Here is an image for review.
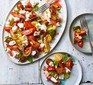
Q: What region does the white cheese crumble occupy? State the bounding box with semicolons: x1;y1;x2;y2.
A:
25;11;32;21
22;35;28;46
59;74;64;79
76;35;82;39
9;40;16;46
12;51;18;57
13;17;20;21
19;10;26;14
65;67;71;73
12;25;17;32
31;51;36;56
18;23;24;28
51;77;57;83
6;48;11;53
49;61;54;67
36;23;47;32
41;24;47;32
40;43;45;48
34;31;40;36
56;22;61;27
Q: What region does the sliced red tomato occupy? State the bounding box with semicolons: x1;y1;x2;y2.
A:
7;45;18;50
22;29;35;35
30;39;40;49
4;26;11;32
51;2;62;8
24;21;36;29
32;11;36;17
74;37;81;44
10;12;24;18
47;66;56;72
79;30;86;36
27;1;32;8
9;51;13;57
78;40;83;48
51;20;57;25
17;2;23;9
23;46;32;57
66;58;74;70
47;76;51;80
37;48;43;53
28;35;36;41
19;57;27;63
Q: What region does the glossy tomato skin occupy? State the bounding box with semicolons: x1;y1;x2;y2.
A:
30;39;40;49
19;57;27;63
10;12;24;18
47;66;56;72
27;1;32;8
9;51;13;57
66;58;74;70
23;46;32;57
22;29;34;35
79;30;86;36
4;26;11;32
17;2;24;9
78;40;83;48
7;45;18;50
47;76;51;80
24;21;36;29
28;35;36;41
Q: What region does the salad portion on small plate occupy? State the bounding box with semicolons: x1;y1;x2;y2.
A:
2;0;67;64
40;52;82;85
69;13;93;54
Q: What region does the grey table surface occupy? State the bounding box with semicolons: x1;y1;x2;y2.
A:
0;0;93;85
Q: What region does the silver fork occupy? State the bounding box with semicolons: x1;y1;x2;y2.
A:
80;16;93;55
38;0;54;13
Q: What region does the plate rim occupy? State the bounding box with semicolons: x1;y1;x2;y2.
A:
40;52;82;85
69;13;93;54
2;0;68;65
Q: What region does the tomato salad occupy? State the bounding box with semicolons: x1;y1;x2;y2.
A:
4;0;62;63
73;26;87;48
42;53;74;84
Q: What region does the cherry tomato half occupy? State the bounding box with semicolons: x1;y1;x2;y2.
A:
47;66;56;72
30;39;40;49
4;26;11;32
78;40;83;48
23;46;32;57
10;12;24;18
66;58;74;70
17;2;23;9
7;45;18;51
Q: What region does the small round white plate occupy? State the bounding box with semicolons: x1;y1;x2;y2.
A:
40;52;82;85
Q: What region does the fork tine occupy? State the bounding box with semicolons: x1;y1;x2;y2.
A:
80;18;85;29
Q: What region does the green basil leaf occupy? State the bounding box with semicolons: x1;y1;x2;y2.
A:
54;60;58;68
27;55;33;63
49;72;55;77
9;18;14;25
33;5;39;11
18;50;22;58
63;55;68;63
14;9;20;13
48;30;55;36
37;19;42;22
